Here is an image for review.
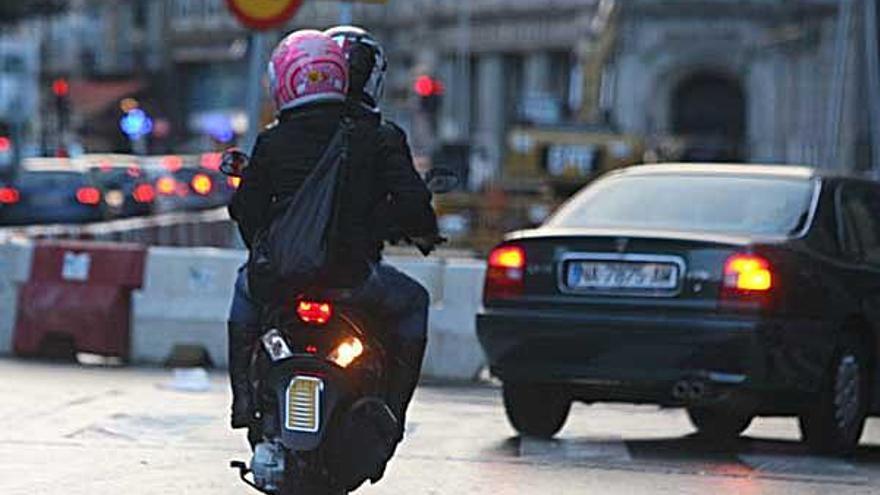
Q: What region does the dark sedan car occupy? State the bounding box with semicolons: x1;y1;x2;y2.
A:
84;159;155;219
477;164;880;455
0;168;107;225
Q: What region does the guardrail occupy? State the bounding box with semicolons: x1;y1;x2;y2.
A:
0;207;244;249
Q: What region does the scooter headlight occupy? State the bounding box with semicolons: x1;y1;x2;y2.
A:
328;337;364;368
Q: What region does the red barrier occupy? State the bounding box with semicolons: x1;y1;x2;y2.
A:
13;240;147;359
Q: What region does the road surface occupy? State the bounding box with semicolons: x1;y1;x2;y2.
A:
1;359;879;494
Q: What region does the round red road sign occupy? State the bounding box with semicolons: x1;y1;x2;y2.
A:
226;0;304;31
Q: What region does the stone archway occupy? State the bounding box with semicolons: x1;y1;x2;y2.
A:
671;72;746;162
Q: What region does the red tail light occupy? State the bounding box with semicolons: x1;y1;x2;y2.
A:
132;183;155;203
201;153;222;171
76;187;101;205
484;244;526;302
161;155;183;172
297;300;333;325
156;176;177;196
0;137;11;153
724;254;772;292
0;187;20;204
191;173;213;195
721;253;774;306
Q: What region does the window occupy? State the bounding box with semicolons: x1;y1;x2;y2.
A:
806;186;840;256
547;174;815;237
840;184;880;266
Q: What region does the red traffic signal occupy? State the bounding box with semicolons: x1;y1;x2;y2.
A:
52;78;70;97
414;75;444;97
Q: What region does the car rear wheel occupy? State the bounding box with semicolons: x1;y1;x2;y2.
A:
798;333;869;456
502;383;571;439
687;406;753;440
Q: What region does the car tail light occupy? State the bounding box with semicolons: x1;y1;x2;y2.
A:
328;337;364;368
724;254;772;292
76;187;101;205
156;177;176;195
0;187;19;204
228;176;241;189
191;173;212;195
132;183;155;203
484;244;526;302
0;137;11;153
297;300;333;325
721;253;774;307
161;155;183;172
201;153;222;171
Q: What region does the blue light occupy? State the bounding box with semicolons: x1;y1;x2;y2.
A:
120;109;154;139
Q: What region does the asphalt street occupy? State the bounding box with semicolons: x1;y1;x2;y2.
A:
1;359;879;494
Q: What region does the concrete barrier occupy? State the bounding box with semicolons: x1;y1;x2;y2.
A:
129;246;487;380
422;258;487;381
0;240;33;356
131;247;246;367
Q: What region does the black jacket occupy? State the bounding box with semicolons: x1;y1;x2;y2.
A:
229;101;438;287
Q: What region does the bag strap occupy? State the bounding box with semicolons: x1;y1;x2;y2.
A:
324;114;355;255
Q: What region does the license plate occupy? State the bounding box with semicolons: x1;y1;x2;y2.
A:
286;376;322;433
566;260;679;291
106;190;124;208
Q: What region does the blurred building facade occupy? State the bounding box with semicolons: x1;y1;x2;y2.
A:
609;0;868;171
6;0;879;178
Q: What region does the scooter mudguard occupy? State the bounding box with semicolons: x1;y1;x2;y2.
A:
266;358;351;452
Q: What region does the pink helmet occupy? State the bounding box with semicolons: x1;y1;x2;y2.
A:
268;30;349;111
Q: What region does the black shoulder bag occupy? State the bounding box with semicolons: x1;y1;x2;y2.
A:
247;117;353;304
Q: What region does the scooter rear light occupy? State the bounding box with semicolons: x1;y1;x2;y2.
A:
297;300;333;325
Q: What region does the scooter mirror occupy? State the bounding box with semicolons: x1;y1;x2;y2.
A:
425;167;460;194
220;148;250;177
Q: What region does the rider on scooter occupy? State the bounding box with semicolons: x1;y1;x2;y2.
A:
227;30;439;442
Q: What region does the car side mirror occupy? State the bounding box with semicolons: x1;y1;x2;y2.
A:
220;148;249;177
425;167;460;194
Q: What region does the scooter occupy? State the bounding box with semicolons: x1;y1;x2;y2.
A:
221;149;456;494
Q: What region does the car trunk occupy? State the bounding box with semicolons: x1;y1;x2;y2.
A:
501;227;780;314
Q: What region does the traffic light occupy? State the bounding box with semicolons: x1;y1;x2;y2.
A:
52;77;71;135
414;75;444;114
0;121;14;174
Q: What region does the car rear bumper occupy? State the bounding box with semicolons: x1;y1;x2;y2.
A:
0;205;104;225
477;307;830;406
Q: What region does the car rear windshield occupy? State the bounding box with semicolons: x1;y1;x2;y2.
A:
547;173;816;236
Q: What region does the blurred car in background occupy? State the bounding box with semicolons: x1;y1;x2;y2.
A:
80;155;155;219
142;154;234;213
0;167;107;225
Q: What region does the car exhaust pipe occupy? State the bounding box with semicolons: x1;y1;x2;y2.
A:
672;380;708;402
688;381;706;400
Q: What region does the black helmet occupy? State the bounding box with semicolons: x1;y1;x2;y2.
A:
324;25;387;112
